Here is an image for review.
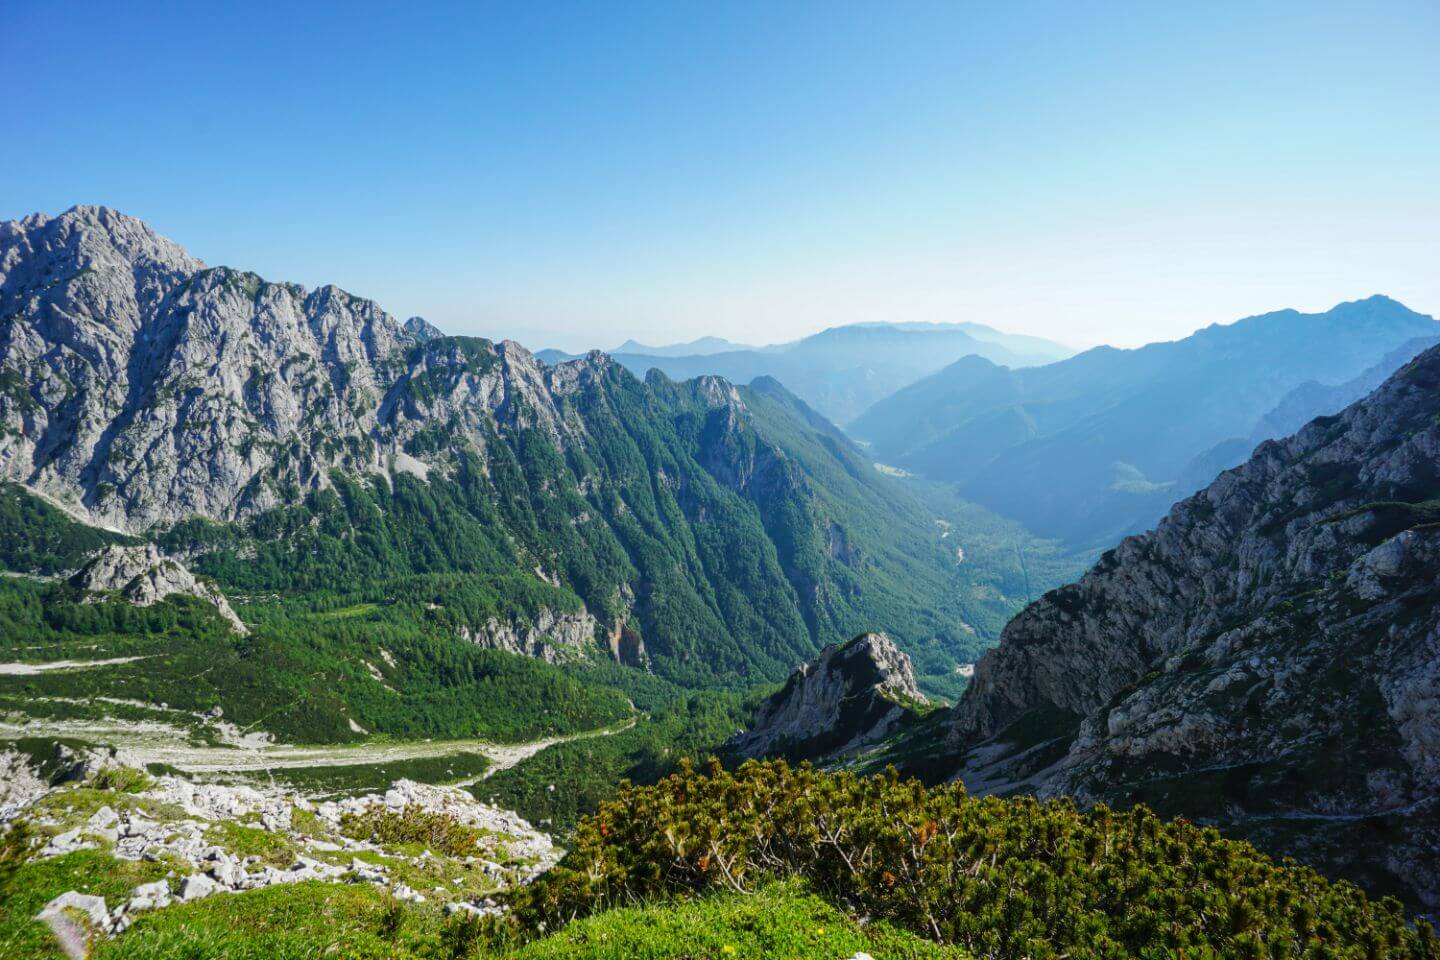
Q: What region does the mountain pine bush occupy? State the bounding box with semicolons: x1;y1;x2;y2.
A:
511;759;1437;960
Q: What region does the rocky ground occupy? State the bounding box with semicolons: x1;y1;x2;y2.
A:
3;745;561;956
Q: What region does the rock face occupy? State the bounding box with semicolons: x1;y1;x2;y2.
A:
945;345;1440;909
730;633;926;762
458;607;600;663
0;206;414;530
68;544;247;633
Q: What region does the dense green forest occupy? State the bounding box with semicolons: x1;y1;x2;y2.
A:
0;576;631;744
139;358;1075;695
0;483;135;574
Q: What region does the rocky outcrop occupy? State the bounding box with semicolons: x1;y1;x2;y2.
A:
8;756;557;945
69;544;247;634
0;209;615;533
731;633;927;762
945;344;1440;909
458;607;599;663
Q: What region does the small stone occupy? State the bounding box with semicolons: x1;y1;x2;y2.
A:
179;874;218;901
38;891;109;927
132;880;170;901
88;806;119;829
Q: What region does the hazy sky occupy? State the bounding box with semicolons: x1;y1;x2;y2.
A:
4;1;1438;353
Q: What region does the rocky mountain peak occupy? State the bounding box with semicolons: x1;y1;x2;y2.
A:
730;632;926;763
5;206;204;275
402;316;444;342
0;208;427;530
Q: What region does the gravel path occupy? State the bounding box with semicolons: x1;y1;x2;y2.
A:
0;711;638;779
0;656;150;675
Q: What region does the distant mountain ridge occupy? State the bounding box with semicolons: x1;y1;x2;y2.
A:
542;322;1074;425
611;336;751;356
852;296;1440;547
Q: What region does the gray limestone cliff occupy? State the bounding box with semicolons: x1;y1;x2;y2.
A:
730;632;927;762
457;607;600;664
945;344;1440;909
0;206;412;529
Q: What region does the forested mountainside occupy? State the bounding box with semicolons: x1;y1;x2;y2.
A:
936;342;1440;910
850;295;1439;548
0;207;1072;694
542;321;1072;425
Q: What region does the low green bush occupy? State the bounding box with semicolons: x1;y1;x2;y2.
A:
339;804;483;858
513;759;1438;960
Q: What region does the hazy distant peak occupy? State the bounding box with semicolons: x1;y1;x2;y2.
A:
613;335;750;356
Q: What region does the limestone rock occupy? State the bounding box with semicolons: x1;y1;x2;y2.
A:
179;873;219;901
69;544;247;634
37;891;109;927
457;606;598;663
729;632;926;762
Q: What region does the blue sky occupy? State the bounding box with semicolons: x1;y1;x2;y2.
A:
3;1;1437;351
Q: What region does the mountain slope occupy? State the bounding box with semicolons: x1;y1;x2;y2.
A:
851;297;1440;547
0;207;1016;689
941;343;1440;908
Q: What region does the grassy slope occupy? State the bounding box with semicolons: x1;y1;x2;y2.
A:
72;879;966;960
0;850;169;960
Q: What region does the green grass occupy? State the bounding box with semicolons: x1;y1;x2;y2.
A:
0;576;634;745
502;880;970;959
91;882;421;960
316;602;381;620
203;821;300;867
83;879;967;960
0;850;169;960
26;787;186;835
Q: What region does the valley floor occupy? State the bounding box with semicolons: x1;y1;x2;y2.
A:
1;707;638;787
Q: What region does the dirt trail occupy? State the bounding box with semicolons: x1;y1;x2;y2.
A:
0;656;151;675
0;712;638;779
